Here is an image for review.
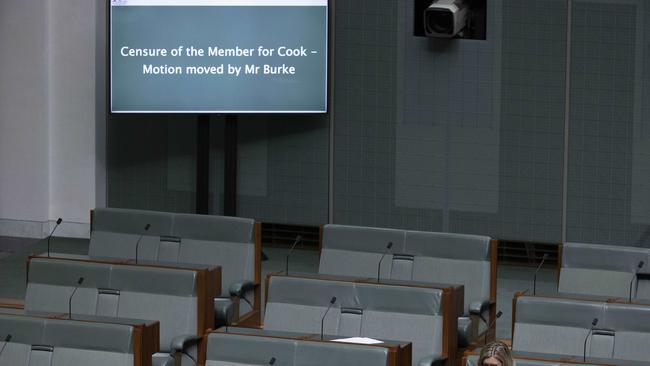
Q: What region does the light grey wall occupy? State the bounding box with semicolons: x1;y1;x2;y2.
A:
0;0;100;238
0;0;50;233
95;0;108;212
49;0;98;230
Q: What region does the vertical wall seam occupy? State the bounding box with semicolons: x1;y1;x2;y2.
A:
327;0;335;224
96;0;108;209
46;0;54;233
561;0;573;243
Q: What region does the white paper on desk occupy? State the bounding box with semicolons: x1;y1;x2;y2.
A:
331;337;384;344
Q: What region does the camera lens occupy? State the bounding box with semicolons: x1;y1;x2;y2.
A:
426;9;453;34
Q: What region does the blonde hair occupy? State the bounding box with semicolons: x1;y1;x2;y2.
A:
478;341;514;366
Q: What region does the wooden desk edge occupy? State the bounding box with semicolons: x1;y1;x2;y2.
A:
0;298;25;309
202;329;410;366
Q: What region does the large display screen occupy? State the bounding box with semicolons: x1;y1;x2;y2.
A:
110;0;328;113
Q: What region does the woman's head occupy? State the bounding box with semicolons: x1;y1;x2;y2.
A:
478;341;514;366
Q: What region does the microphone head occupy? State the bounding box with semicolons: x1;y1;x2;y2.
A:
542;253;549;260
77;277;84;285
144;224;151;231
496;310;503;318
592;318;598;327
269;357;276;365
330;296;337;304
296;235;302;242
387;241;393;249
4;334;11;342
639;261;645;269
56;218;63;225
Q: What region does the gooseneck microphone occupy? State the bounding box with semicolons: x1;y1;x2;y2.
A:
285;235;302;275
583;318;598;362
533;253;549;296
47;218;63;258
484;310;503;345
320;296;337;340
377;242;394;282
629;261;645;302
68;277;84;319
268;357;276;365
134;224;151;264
0;335;12;361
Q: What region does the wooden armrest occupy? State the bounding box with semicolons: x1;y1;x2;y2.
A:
0;298;25;310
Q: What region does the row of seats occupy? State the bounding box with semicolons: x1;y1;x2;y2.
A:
10;304;650;366
57;209;497;348
3;258;432;365
17;207;650;365
263;274;456;366
0;314;146;366
3;256;220;365
320;225;495;315
3;258;461;366
0;313;156;366
319;224;496;346
559;242;650;300
51;208;261;326
0;313;402;366
513;294;650;362
13;208;501;365
459;241;650;366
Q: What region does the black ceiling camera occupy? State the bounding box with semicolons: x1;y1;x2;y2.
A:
414;0;486;40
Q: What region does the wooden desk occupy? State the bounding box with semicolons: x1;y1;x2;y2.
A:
200;327;412;366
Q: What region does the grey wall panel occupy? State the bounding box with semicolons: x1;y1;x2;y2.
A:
107;115;198;213
451;0;566;242
333;0;444;230
333;0;566;243
567;1;648;246
209;118;225;215
236;115;329;226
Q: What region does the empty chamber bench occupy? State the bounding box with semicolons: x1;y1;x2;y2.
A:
20;257;219;366
201;330;403;366
51;208;261;326
513;294;650;362
559;242;650;300
262;274;460;366
319;224;496;345
0;313;158;366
